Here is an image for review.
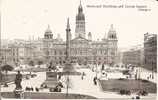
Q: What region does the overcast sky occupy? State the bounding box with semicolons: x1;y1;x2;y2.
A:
1;0;158;48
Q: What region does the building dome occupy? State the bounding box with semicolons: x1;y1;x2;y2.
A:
88;32;92;36
108;24;117;39
88;32;92;40
45;25;52;34
44;25;53;39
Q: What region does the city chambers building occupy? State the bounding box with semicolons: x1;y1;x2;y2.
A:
43;2;118;65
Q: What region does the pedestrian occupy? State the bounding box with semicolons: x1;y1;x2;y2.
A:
149;74;152;79
81;72;85;80
31;87;34;91
83;72;86;76
93;76;97;85
147;76;149;80
35;87;39;92
105;73;107;78
58;74;61;80
81;75;83;80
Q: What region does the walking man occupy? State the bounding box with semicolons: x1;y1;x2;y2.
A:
93;76;97;85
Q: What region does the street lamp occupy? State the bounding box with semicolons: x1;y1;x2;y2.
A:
0;67;2;100
66;71;69;97
95;60;97;78
0;13;2;100
151;61;154;79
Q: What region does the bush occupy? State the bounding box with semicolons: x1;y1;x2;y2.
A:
122;70;130;75
57;82;63;88
118;78;125;80
26;75;29;80
41;83;47;88
3;83;8;87
126;90;131;95
31;74;37;78
136;96;140;99
119;89;131;95
141;79;149;83
137;90;148;96
120;89;126;95
49;88;54;92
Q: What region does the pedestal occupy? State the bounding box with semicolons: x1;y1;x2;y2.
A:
14;89;24;99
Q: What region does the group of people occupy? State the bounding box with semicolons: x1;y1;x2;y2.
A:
25;86;39;92
147;74;154;80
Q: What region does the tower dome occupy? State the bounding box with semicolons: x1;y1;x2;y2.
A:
75;0;86;38
44;24;53;39
108;24;117;39
88;32;92;40
45;24;52;33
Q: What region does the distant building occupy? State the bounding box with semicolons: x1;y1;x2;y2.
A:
3;38;44;65
1;1;118;66
122;45;144;67
144;33;157;72
43;1;118;65
1;46;13;65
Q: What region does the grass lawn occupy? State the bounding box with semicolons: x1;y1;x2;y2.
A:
99;79;156;93
1;92;96;99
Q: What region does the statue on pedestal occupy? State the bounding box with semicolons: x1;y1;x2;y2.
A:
14;71;23;98
15;71;22;90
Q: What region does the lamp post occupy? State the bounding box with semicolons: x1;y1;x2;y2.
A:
0;67;2;100
95;60;97;78
0;12;2;100
151;61;154;79
66;71;69;97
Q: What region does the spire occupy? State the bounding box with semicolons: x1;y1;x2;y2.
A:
45;24;52;33
80;0;81;6
67;18;70;30
104;32;106;39
111;24;113;29
78;0;83;13
48;24;50;29
57;33;60;39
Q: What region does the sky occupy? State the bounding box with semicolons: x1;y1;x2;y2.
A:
1;0;158;48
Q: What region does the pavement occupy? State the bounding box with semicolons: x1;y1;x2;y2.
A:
61;68;156;99
1;65;157;99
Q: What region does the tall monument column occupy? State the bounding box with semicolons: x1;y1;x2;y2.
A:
66;18;71;60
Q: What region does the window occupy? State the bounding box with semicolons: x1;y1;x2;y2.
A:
54;50;57;55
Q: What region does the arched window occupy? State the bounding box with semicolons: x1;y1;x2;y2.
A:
54;50;57;55
111;35;113;38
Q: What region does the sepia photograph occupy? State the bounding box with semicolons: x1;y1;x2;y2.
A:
0;0;157;99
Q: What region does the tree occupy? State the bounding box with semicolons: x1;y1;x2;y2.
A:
37;60;43;68
48;61;57;72
28;60;34;67
28;60;34;75
1;64;14;86
1;64;14;76
0;69;3;82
